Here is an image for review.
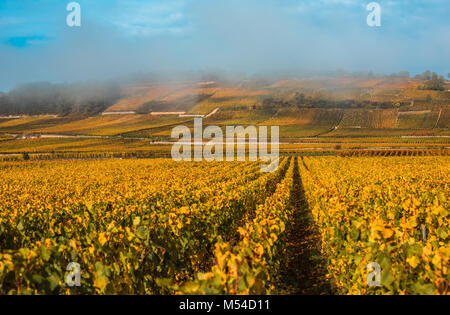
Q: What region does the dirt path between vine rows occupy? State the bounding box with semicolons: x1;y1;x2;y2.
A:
277;158;335;294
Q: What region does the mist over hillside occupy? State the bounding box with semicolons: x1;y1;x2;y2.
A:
1;1;450;92
0;81;120;116
1;68;449;117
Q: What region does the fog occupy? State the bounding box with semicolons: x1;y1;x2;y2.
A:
1;0;449;91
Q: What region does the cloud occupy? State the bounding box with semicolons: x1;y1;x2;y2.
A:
0;0;449;91
0;17;27;27
6;35;50;48
93;0;189;36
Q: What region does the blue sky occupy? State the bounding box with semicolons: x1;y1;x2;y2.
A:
0;0;449;90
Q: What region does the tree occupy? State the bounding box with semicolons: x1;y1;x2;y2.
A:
418;72;445;91
0;81;120;116
431;72;438;81
398;71;410;78
293;93;306;107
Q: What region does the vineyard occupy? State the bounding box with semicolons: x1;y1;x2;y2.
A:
0;156;448;294
300;156;449;294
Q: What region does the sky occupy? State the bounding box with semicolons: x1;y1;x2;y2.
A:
0;0;449;91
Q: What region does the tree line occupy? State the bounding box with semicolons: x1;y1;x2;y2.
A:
262;93;402;110
0;81;121;116
416;71;447;91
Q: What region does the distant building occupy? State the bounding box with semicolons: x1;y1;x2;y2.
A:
151;112;186;116
101;111;136;115
179;114;205;118
19;133;41;139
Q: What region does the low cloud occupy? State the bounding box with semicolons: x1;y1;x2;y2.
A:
0;0;449;91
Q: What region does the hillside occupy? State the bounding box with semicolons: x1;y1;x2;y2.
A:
0;77;448;140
